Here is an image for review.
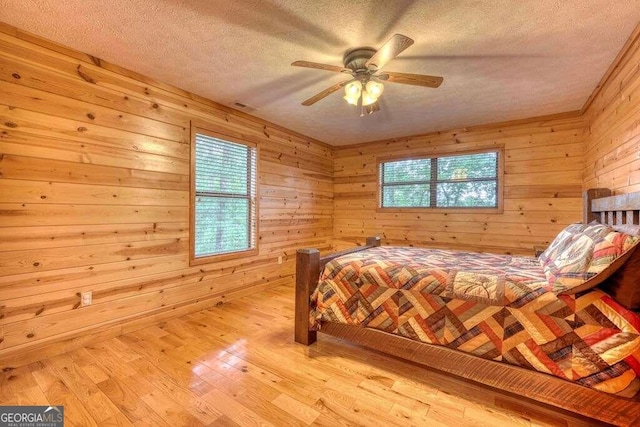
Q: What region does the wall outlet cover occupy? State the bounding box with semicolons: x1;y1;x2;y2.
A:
81;291;92;306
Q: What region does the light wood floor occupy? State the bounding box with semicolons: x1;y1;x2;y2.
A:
0;284;606;426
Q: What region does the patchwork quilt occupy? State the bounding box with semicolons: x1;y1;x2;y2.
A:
310;246;640;396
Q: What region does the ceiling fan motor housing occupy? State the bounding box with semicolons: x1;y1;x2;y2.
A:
343;48;377;72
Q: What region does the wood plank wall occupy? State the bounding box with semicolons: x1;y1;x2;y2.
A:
333;113;585;254
0;23;333;365
1;18;637;366
583;25;640;193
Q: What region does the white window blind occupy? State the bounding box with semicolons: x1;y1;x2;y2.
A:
194;133;257;258
380;151;499;209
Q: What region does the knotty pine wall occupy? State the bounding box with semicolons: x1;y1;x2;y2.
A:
1;18;636;365
583;25;640;193
333;113;585;255
0;24;333;364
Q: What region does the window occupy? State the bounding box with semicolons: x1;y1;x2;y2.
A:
379;150;502;210
190;125;257;264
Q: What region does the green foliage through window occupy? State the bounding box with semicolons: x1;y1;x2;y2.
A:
194;133;257;258
380;151;499;208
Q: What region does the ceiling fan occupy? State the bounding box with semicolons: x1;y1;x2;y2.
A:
292;34;443;115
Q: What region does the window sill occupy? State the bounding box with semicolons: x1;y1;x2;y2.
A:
189;248;258;266
376;207;503;214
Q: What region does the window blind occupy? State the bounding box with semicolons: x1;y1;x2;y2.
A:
194;133;257;258
380;151;499;209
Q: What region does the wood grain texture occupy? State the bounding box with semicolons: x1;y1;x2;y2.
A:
0;23;333;360
584;188;613;223
294;249;319;345
291;60;349;73
380;71;443;88
583;23;640;194
0;284;602;427
302;80;349;106
333;112;585;254
366;34;414;70
319;322;638;426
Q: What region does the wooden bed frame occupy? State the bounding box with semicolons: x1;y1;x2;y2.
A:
295;188;640;426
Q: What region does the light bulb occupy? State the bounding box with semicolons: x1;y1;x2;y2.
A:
344;80;362;97
361;90;376;106
366;81;384;97
343;94;359;106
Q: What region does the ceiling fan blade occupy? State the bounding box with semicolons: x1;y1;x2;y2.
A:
365;34;414;70
292;61;350;73
378;71;443;88
302;80;350;106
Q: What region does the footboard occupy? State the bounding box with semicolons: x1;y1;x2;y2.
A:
294;236;380;345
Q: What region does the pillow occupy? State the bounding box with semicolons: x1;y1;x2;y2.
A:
613;224;640;236
538;223;606;273
539;222;639;294
538;223;591;263
599;225;640;310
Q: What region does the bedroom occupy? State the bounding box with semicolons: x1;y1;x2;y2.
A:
1;0;640;425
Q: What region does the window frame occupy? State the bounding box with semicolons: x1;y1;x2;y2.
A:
376;147;504;213
189;122;259;266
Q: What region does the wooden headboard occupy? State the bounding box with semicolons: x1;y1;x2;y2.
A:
584;188;640;226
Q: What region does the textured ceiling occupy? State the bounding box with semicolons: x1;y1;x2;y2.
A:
1;0;639;145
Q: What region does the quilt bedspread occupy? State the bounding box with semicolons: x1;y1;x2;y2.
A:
310;246;640;396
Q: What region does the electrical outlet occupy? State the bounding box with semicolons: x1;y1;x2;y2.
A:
277;255;283;264
81;291;92;307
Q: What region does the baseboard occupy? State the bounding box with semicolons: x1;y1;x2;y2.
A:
0;277;291;370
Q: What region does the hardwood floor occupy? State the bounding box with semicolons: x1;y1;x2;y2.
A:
0;284;606;426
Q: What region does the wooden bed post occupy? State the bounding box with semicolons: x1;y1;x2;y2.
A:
295;248;319;345
366;236;381;247
295;237;381;345
583;188;611;223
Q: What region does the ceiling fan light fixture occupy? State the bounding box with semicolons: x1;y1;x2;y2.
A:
344;80;362;97
365;80;384;97
361;90;377;106
364;101;380;115
343;93;359;106
293;33;443;113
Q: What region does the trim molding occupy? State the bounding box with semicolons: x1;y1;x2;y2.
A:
335;110;583;151
0;277;290;370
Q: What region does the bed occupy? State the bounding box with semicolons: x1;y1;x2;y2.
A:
295;188;640;426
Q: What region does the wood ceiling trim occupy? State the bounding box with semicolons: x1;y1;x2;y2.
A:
1;18;637;150
334;110;583;151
